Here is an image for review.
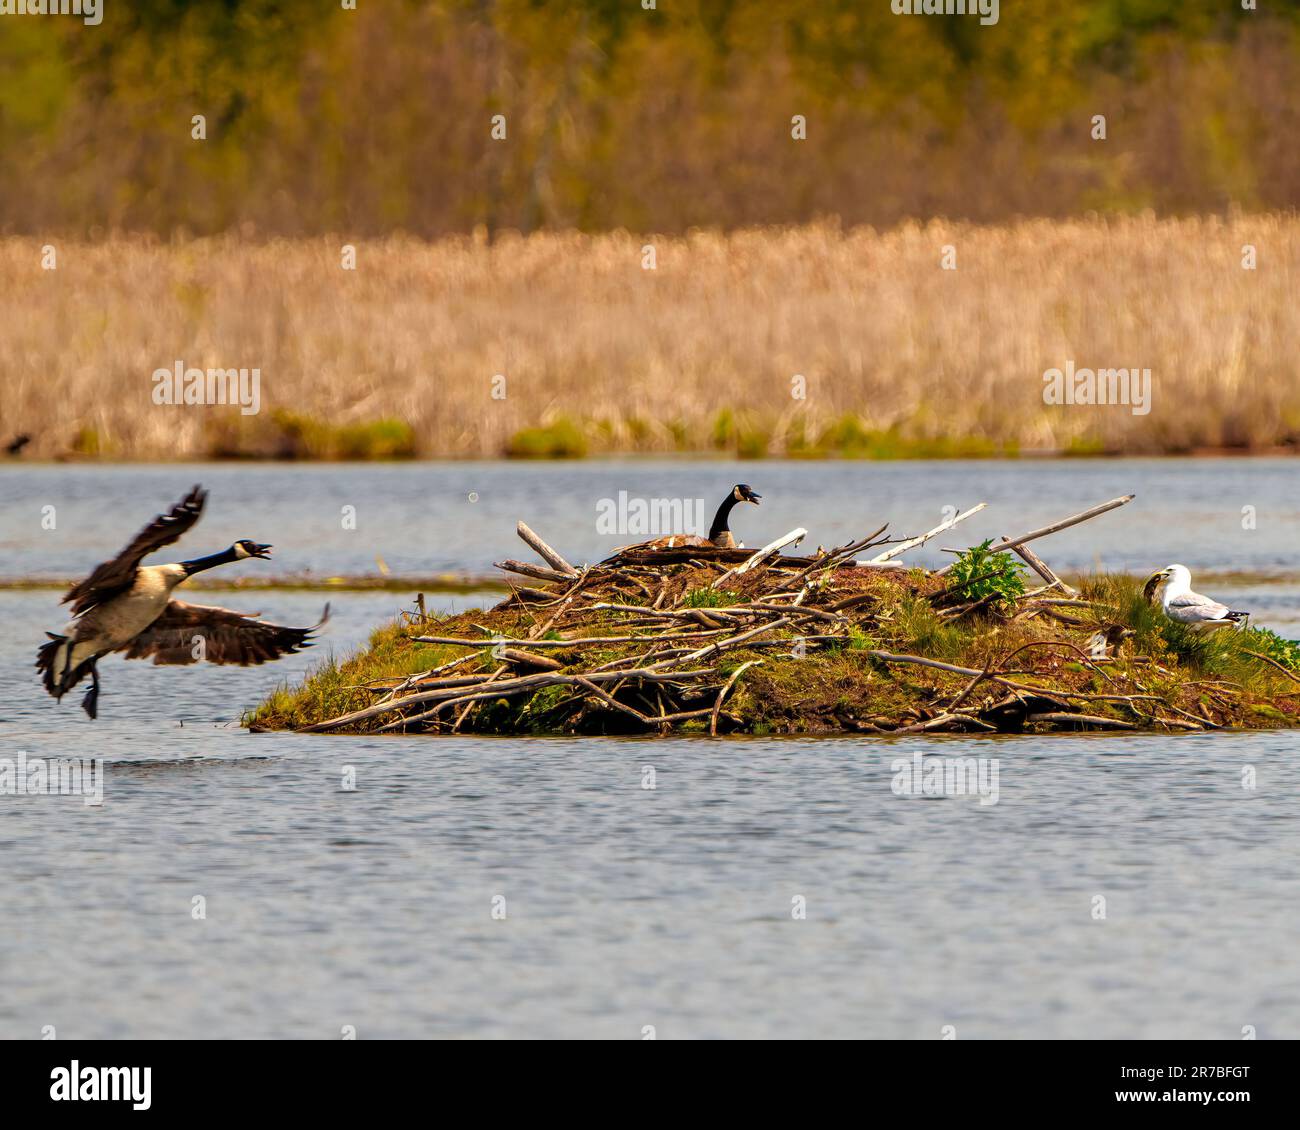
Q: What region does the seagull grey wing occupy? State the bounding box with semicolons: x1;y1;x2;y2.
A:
63;485;207;615
117;599;329;666
1165;592;1233;624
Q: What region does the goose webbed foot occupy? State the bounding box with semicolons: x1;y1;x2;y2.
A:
81;665;100;720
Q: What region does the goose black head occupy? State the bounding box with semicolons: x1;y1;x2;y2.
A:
234;539;273;560
733;484;762;505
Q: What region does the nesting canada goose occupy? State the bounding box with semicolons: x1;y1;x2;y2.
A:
624;484;762;550
35;485;327;718
1144;564;1248;632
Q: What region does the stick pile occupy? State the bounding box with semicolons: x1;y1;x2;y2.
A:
294;494;1227;737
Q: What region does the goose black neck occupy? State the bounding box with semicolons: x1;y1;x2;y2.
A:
708;494;741;542
180;547;239;576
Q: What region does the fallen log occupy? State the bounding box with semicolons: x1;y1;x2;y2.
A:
497;647;565;671
1024;712;1137;729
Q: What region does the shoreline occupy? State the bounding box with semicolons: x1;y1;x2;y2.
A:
4;448;1298;466
5;568;1300;595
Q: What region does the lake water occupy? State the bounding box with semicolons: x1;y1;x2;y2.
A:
1;459;1298;1038
3;456;1299;578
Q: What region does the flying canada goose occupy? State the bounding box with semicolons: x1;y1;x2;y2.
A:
36;485;327;718
623;484;762;551
1143;564;1248;632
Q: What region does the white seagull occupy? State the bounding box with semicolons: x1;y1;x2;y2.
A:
1144;564;1248;632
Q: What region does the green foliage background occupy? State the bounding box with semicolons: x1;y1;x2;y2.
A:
1;0;1297;235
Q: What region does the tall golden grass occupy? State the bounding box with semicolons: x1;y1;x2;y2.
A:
2;215;1297;460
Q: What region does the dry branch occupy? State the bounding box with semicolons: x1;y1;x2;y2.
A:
863;504;987;564
710;659;764;736
711;528;808;588
495;558;576;584
516;521;579;577
935;494;1134;576
1004;538;1076;595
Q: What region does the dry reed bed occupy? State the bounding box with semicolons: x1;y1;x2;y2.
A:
2;215;1297;460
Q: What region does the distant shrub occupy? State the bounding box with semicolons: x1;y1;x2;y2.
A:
333;418;416;460
506;417;588;459
204;411;416;460
70;426;105;456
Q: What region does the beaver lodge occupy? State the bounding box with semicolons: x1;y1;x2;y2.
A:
249;495;1300;737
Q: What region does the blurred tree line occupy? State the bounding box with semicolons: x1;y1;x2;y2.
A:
1;0;1296;236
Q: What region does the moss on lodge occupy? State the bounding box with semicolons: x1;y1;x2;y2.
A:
248;550;1300;737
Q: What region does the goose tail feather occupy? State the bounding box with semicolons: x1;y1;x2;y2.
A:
35;633;94;700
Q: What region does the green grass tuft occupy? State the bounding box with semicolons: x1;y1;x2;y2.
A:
682;588;740;608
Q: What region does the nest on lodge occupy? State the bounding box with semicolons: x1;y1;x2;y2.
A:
247;498;1300;737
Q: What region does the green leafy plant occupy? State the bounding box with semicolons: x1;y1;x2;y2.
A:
946;539;1027;606
1245;626;1300;671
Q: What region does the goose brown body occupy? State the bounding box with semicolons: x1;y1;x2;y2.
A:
36;485;325;718
620;484;761;552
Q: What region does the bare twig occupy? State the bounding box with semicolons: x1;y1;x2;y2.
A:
710;659;764;736
863;503;987;564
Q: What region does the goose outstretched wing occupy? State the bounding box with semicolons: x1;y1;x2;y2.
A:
117;600;329;666
63;485;207;615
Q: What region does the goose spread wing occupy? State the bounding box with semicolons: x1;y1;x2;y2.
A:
63;485;207;615
117;600;329;666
